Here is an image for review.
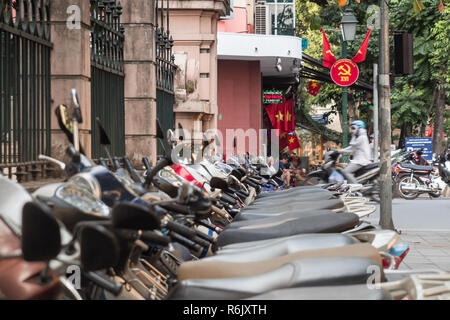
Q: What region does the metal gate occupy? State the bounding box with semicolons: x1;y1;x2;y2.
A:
90;0;125;158
0;0;52;180
156;0;176;157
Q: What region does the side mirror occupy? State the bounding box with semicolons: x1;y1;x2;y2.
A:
210;177;229;190
167;129;175;146
156;118;165;140
96;118;111;146
177;182;193;204
111;202;161;231
21;202;61;262
69;89;82;123
55;104;73;135
215;134;221;147
178;123;184;141
230;169;243;180
79;225;120;272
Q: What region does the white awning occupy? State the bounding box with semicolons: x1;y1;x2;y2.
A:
217;32;303;77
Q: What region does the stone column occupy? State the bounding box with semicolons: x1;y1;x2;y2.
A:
121;0;157;166
169;1;228;138
50;0;92;159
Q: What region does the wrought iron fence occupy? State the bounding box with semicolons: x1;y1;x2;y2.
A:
90;0;125;158
0;0;52;181
155;0;176;156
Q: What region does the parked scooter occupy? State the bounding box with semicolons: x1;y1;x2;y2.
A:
8;89;438;301
392;149;442;199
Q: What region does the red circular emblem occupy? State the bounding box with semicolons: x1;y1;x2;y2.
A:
330;59;359;87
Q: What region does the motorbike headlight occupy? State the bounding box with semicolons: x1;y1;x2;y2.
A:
55;183;110;217
68;172;101;200
158;167;183;186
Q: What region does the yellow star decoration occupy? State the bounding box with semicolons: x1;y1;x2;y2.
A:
325;50;335;57
286;111;292;121
311;82;317;88
275;111;284;121
289;137;295;144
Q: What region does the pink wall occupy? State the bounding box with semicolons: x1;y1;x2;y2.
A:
218;7;249;33
217;60;262;155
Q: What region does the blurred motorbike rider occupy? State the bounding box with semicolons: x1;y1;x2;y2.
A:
338;120;372;184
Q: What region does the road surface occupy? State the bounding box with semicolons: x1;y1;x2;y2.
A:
365;198;450;231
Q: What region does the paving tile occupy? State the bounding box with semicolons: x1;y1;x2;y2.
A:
434;264;450;271
416;249;448;256
405;263;441;271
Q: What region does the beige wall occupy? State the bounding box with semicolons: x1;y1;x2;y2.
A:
50;0;157;165
50;0;92;160
168;1;228;138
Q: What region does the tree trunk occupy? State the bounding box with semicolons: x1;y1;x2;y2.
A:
398;122;406;149
347;97;358;125
419;124;425;137
378;0;394;230
433;84;446;155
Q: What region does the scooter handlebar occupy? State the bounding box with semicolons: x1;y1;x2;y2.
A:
83;271;123;296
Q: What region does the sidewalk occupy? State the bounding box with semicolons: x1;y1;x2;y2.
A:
398;230;450;271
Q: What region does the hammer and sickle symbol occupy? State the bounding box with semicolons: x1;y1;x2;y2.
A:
337;64;351;76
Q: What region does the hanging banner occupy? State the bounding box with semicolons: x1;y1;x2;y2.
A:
330;59;359;87
307;81;322;96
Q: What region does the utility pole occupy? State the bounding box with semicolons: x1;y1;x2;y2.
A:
341;40;349;162
378;0;394;230
373;63;379;162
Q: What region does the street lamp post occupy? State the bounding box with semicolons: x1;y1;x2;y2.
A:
340;8;358;160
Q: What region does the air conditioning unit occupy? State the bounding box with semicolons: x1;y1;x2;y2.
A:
255;1;270;35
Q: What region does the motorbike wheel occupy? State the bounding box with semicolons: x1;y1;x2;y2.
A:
302;176;327;186
429;192;441;198
396;175;420;200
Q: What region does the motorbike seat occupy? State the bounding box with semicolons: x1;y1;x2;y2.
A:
246;284;392;300
178;243;380;281
256;186;329;199
228;209;343;228
168;257;383;300
212;233;357;260
354;162;379;176
252;192;335;206
216;212;359;247
218;233;355;253
234;201;345;221
401;163;433;171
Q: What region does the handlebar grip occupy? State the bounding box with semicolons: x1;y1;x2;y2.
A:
169;232;202;252
113;157;121;170
220;193;236;205
140;231;171;246
197;219;220;233
192;235;211;248
142;157;152;171
245;179;259;189
99;157;108;168
83;271;123;296
123;156;142;183
74;107;82;123
122;156;134;172
165;221;197;240
195;229;215;243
